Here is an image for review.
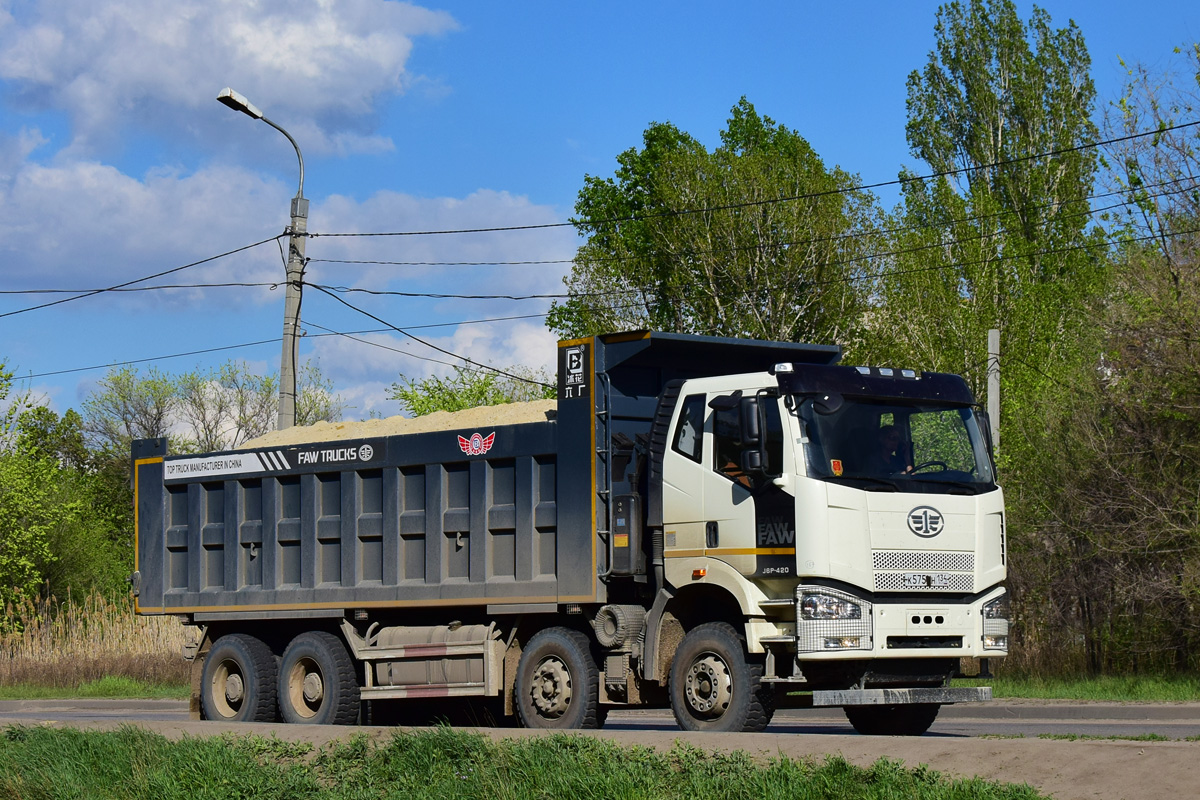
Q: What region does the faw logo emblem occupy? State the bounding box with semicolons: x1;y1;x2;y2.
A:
458;432;496;456
908;506;945;537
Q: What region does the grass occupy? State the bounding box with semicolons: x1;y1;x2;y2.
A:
0;676;188;701
0;591;191;692
955;674;1200;702
0;725;1049;800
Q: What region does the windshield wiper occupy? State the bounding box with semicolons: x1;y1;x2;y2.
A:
836;475;900;492
914;478;983;495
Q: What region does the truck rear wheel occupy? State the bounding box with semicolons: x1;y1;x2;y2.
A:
515;627;602;729
200;633;277;722
278;631;360;725
670;622;774;732
844;703;940;736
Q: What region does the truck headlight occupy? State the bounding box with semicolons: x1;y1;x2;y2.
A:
801;592;862;620
983;593;1010;620
982;592;1009;651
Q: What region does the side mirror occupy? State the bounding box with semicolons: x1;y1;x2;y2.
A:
739;397;761;447
741;449;763;474
708;391;742;412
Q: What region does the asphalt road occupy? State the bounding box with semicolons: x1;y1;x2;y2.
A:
2;699;1199;799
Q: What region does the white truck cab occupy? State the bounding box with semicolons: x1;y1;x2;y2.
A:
655;362;1007;734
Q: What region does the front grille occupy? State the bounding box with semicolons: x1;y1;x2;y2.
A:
874;572;974;592
873;551;974;571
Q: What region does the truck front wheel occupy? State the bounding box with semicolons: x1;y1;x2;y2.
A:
844;703;940;736
515;628;602;729
278;631;360;725
670;622;774;732
200;633;277;722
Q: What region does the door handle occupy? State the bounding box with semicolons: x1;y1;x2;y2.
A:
705;521;719;549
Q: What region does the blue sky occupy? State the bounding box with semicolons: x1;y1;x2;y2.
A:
0;0;1195;420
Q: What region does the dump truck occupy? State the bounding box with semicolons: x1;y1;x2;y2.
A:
131;331;1008;734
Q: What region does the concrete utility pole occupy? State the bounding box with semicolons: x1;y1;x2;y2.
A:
217;87;308;430
987;328;1000;453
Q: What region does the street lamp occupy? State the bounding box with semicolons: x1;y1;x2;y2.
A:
217;87;308;430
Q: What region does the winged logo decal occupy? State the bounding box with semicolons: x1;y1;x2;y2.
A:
458;431;496;456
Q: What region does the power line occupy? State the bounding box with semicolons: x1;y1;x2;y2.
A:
0;282;279;296
305;283;555;388
18;338;281;380
304;283;613;302
307;120;1200;239
16;310;561;380
309;257;574;267
302;321;463;371
306;174;1196;283
0;235;284;320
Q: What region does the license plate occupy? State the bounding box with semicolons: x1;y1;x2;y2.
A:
902;573;952;588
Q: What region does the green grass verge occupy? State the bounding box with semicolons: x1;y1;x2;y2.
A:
955;674;1200;702
0;725;1047;800
0;676;188;701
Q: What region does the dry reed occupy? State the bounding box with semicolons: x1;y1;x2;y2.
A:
0;591;191;687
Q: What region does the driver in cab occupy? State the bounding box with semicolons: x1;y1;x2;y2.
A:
867;425;912;475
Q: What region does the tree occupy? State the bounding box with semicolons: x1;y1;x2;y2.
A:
389;365;555;417
1016;44;1200;674
295;361;346;428
176;362;278;452
548;98;885;344
861;0;1112;675
81;365;176;453
866;0;1106;396
83;359;343;455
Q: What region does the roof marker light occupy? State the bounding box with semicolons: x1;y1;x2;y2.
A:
855;366;871;375
901;369;918;378
774;363;794;374
879;368;894;377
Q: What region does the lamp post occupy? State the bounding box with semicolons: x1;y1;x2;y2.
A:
217;87;307;430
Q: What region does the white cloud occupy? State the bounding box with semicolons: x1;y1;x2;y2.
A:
0;0;458;155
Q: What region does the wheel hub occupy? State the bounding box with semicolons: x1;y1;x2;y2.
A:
223;672;244;704
530;657;573;717
303;671;324;704
684;654;732;717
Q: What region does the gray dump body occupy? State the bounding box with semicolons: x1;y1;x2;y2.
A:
132;332;840;622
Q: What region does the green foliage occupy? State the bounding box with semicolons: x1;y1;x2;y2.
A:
866;0;1106;393
389;365;555;417
0;452;63;606
295;360;346;427
1000;45;1200;675
0;677;189;701
0;726;1048;799
549;97;885;343
860;0;1117;676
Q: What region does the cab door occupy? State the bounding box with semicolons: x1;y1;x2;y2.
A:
661;393;710;554
703;394;797;578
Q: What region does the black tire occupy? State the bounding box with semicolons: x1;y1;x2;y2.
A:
844;703;940;736
200;633;277;722
515;627;602;729
669;621;774;732
278;631;360;725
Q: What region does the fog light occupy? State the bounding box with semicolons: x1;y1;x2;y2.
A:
823;636;861;649
984;635;1007;649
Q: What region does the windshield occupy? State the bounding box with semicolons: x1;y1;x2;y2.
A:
795;395;995;493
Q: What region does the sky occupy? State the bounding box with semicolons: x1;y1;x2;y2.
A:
0;0;1196;421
